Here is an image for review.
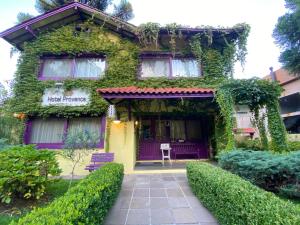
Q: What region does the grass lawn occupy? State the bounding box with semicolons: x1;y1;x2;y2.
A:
0;179;80;225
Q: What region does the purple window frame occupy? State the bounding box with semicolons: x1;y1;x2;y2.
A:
24;116;106;149
138;54;202;79
38;55;107;81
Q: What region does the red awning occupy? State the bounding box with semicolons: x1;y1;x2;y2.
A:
97;86;214;95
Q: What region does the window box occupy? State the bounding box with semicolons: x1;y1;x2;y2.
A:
38;56;106;80
24;116;106;149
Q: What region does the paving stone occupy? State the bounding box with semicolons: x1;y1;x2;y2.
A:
130;197;150;209
186;196;202;208
175;176;188;181
133;188;149;197
150;188;167;197
163;181;179;188
166;188;184;197
104;209;127;225
122;182;134;189
178;180;190;188
113;197;131;209
172;208;198;224
150;197;170;209
135;182;150;188
168;197;189;208
119;189;133;197
199;222;219;225
126;209;150;225
150;181;164;188
162;176;176;181
181;186;195;196
151;209;174;224
192;207;219;223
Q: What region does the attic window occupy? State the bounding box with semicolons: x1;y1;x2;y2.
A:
39;57;106;80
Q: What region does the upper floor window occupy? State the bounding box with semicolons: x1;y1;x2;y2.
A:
40;57;106;80
140;57;200;78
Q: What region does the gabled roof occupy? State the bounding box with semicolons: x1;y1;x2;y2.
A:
0;1;246;50
97;86;214;100
264;68;299;86
0;2;137;50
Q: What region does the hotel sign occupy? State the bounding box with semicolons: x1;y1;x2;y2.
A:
42;88;90;106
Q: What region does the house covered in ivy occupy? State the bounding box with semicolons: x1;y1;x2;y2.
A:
0;2;251;173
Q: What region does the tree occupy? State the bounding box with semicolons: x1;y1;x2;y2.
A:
0;82;8;106
35;0;134;21
273;0;300;75
16;12;34;23
62;129;99;188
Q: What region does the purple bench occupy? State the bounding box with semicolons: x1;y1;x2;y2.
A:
171;143;201;160
85;153;114;172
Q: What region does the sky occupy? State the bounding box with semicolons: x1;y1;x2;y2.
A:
0;0;287;85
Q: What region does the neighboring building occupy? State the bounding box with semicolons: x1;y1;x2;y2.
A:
0;2;247;173
264;68;300;135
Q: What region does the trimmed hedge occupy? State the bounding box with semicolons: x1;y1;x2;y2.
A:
12;163;124;225
187;162;300;225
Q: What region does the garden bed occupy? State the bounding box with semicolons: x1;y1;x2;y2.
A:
187;162;300;225
0;180;79;225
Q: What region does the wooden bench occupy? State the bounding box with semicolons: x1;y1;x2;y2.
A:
171;143;201;160
85;153;114;172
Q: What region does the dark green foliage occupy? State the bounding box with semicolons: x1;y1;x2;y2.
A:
34;0;134;21
112;0;134;21
187;162;300;225
0;116;24;145
273;0;300;75
218;150;300;196
13;163;124;225
216;78;288;152
0;145;61;204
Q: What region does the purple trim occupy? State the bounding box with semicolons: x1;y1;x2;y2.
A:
101;93;214;99
24;120;32;144
24;116;106;149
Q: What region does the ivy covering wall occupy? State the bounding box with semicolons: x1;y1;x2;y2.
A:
216;79;288;152
9;21;251;119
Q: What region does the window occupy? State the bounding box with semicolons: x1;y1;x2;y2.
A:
30;118;66;144
40;57;105;80
27;117;104;148
141;58;170;77
140;57;200;78
172;59;200;77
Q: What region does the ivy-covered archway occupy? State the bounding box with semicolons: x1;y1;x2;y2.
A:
216;78;288;152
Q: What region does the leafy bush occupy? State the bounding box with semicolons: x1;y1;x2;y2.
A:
235;138;264;151
0;145;61;204
218;150;300;195
288;141;300;151
187;162;300;225
13;163;124;225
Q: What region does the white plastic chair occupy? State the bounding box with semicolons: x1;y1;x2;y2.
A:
160;143;172;166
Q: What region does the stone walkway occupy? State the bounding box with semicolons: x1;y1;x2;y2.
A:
104;173;219;225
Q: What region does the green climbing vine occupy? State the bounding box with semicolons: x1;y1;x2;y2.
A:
216;78;288;153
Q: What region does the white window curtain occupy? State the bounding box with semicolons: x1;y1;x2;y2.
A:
186;120;202;140
68;117;101;138
30;118;65;143
171;120;186;140
74;58;105;78
141;59;170;77
172;59;200;77
42;59;72;78
155;120;168;140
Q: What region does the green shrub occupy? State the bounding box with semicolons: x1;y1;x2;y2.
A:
0;145;61;204
288;141;300;151
235;138;264;151
187;162;300;225
218;150;300;194
12;163;124;225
